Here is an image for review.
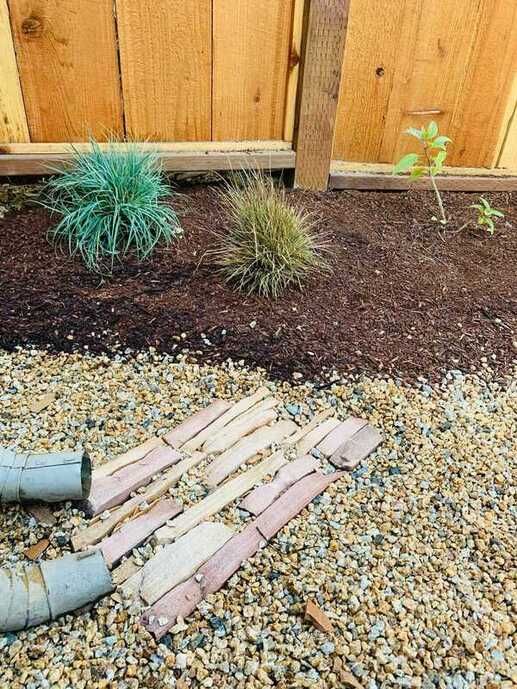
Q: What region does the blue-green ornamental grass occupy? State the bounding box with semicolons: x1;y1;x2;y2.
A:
43;141;182;273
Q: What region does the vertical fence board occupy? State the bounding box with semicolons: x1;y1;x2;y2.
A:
283;0;305;142
213;0;293;141
0;0;29;142
497;74;517;170
380;0;481;163
294;0;350;190
333;0;483;163
448;0;517;167
116;0;211;142
8;0;123;142
333;0;517;168
332;0;410;162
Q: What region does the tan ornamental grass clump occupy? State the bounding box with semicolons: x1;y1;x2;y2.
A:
212;171;328;298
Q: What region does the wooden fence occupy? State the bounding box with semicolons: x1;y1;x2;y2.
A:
0;0;516;188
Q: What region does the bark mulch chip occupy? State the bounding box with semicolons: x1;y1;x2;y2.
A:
0;185;515;382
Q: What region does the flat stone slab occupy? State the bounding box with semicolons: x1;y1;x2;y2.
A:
329;424;383;469
142;469;344;638
87;444;182;516
123;521;234;605
206;419;297;487
239;454;320;516
99;499;183;568
163;400;231;449
317;417;367;457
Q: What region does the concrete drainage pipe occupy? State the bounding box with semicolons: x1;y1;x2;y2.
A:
0;550;113;632
0;447;91;503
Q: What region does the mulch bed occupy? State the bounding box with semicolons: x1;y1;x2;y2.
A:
0;184;515;382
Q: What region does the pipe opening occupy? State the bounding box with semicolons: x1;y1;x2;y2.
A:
81;452;92;499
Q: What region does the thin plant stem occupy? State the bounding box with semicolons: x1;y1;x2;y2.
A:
424;146;447;224
424;148;447;224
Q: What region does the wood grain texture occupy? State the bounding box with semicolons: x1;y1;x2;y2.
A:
0;0;29;142
334;0;517;167
163;400;232;449
100;499;182;568
143;469;344;638
0;149;296;176
115;0;211;141
496;73;517;170
213;0;294;140
283;0;305;141
294;0;350;189
8;0;123;142
448;0;517;167
380;0;481;164
0;140;293;154
329;171;517;192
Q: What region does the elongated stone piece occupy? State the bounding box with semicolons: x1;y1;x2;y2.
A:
239;454;319;516
124;522;233;605
154;451;287;545
93;438;164;479
316;417;367;457
163;400;232;449
296;417;340;455
202;406;278;455
284;408;335;447
100;499;183;568
143;470;344;638
73;452;205;550
87;444;182;516
182;387;271;452
206;419;297;487
330;425;382;469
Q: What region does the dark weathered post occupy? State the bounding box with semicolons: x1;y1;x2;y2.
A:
293;0;350;190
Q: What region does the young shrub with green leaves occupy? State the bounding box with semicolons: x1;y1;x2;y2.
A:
43;141;182;272
469;196;505;235
212;171;327;298
393;121;452;225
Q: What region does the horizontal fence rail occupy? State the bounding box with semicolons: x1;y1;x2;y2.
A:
0;0;516;187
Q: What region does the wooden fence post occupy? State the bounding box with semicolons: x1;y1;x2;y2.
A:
293;0;350;190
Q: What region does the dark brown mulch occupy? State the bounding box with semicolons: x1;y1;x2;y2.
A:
0;184;515;382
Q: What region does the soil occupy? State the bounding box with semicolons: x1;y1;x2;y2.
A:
0;184;515;382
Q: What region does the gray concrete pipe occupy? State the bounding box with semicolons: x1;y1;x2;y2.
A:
0;550;113;632
0;447;91;503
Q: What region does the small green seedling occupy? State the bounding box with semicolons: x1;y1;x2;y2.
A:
393;121;452;225
470;197;504;235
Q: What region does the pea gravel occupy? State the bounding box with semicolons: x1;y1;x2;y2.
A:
0;348;515;689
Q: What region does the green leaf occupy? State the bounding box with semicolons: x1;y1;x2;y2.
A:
409;166;425;180
427;121;438;138
489;209;504;218
429;135;452;150
405;127;423;140
393;153;419;174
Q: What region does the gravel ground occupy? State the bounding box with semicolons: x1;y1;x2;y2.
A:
0;348;515;689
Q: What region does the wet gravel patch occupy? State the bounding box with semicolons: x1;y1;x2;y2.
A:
0;349;515;689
